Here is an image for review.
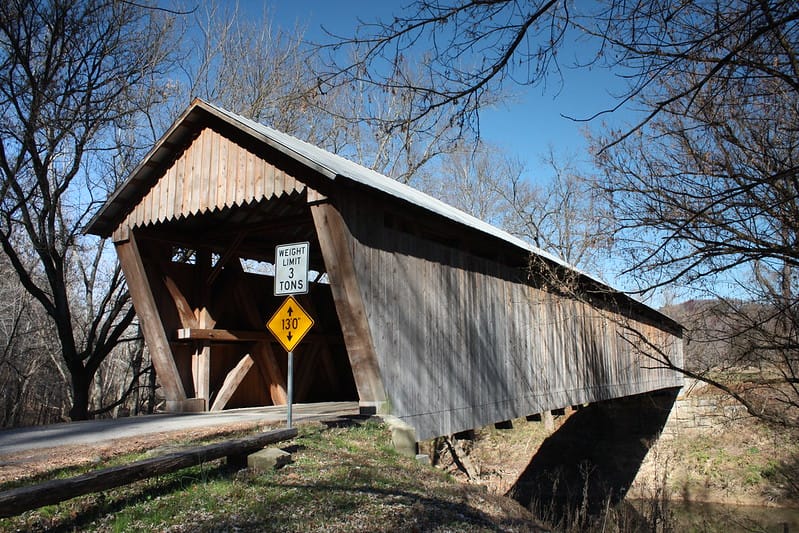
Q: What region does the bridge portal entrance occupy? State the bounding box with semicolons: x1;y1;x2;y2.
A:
120;194;358;412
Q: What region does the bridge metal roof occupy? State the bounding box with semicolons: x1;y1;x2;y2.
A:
90;100;584;274
86;99;679;331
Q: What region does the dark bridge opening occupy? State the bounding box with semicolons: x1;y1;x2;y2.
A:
133;193;358;411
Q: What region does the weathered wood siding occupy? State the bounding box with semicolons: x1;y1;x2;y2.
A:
114;127;305;239
95;100;684;429
338;198;683;440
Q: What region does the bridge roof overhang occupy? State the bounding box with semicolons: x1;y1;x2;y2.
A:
85;98;682;335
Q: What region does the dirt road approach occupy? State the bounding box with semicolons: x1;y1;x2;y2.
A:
0;402;358;457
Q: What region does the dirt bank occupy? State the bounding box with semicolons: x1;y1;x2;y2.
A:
423;389;798;510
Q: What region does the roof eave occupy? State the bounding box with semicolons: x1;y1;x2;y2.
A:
84;98;338;237
84;99;209;237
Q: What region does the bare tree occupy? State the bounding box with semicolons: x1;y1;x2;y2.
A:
318;1;798;146
319;0;799;427
423;140;512;225
500;149;612;274
593;2;799;426
316;58;463;185
0;0;177;420
428;143;611;274
173;3;315;137
0;253;67;426
180;4;463;186
317;0;571;137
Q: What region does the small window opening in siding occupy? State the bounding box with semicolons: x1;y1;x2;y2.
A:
240;258;275;276
170;246;196;264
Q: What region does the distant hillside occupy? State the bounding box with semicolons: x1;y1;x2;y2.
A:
660;299;773;372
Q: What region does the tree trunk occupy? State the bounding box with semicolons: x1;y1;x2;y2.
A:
69;371;91;421
147;354;157;414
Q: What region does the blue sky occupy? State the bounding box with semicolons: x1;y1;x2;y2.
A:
263;0;633;179
156;1;673;298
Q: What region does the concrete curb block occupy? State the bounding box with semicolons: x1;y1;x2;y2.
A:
248;448;292;470
379;415;418;457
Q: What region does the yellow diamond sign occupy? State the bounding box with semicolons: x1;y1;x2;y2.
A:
267;296;314;352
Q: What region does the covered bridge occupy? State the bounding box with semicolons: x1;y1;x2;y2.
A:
87;99;683;440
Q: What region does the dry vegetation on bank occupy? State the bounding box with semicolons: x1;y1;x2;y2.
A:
0;420;542;532
427;385;799;513
1;385;797;532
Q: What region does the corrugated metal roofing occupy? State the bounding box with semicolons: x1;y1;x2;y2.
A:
87;98;638;302
203;101;594;279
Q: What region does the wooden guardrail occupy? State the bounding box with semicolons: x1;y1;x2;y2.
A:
0;427;297;518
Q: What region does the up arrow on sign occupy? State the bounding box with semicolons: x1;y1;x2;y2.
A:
274;242;310;296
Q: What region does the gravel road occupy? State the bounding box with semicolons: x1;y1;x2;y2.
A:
0;401;359;457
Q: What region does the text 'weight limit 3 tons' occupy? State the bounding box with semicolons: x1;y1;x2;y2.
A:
274;242;309;296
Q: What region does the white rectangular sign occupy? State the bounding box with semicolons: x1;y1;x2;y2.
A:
274;242;310;296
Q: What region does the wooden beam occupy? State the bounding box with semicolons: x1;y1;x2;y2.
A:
193;345;210;403
112;223;131;243
153;256;199;330
0;428;297;519
194;309;212;404
306;186;327;204
193;249;213;406
133;215;313;248
163;274;199;329
206;231;247;286
116;231;186;401
310;203;386;406
179;328;271;342
176;328;340;344
228;259;288;405
210;354;255;411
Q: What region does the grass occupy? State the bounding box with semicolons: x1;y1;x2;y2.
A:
0;420;541;532
4;391;796;531
630;409;799;507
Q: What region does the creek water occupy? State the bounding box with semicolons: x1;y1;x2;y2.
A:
668;501;799;532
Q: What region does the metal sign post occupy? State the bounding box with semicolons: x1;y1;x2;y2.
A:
270;242;313;429
287;350;294;428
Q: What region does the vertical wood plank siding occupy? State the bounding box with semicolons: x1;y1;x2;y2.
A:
118;128;305;231
340;198;683;441
100;107;682;434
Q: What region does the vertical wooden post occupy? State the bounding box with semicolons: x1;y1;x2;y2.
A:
193;248;213;407
194;310;212;405
115;229;186;402
310;202;387;412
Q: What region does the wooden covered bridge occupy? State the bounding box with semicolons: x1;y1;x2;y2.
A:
87;99;683;440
